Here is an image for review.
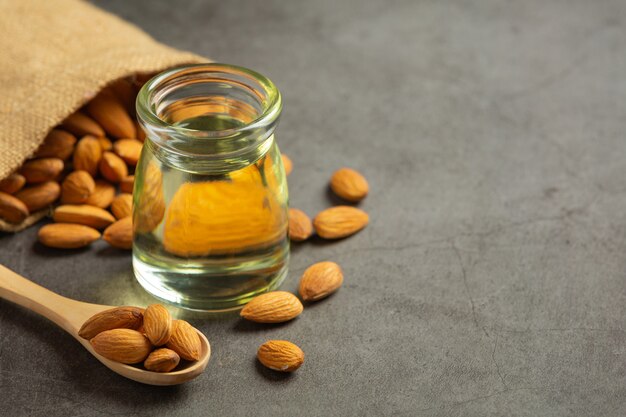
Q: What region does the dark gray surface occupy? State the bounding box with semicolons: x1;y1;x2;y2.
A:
2;0;626;415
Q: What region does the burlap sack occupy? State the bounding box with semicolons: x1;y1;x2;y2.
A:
0;0;206;231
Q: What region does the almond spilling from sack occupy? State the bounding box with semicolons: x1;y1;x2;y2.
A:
38;223;100;249
0;192;29;224
53;205;116;230
240;291;303;323
103;217;133;249
257;340;304;372
15;181;60;212
0;173;26;195
61;170;95;204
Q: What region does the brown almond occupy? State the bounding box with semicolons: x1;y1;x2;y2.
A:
38;223;100;249
144;348;180;373
78;306;144;340
90;329;152;364
288;208;313;242
0;173;26;194
240;291;303;323
119;175;134;194
257;340;304;372
99;151;128;183
73;136;102;176
330;168;369;202
61;170;95;204
86;93;136;138
166;320;201;361
143;304;172;346
111;193;133;219
34;129;77;160
109;78;136;115
299;261;344;301
53;205;115;229
86;180;116;209
61;112;105;137
15;181;60;212
0;191;29;224
281;154;293;176
20;158;64;184
113;139;143;166
103;217;133;249
313;206;369;239
98;137;113;151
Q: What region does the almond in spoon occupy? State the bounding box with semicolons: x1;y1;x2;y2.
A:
143;304;172;346
90;329;152;364
144;348;180;373
78;306;144;339
166;320;201;361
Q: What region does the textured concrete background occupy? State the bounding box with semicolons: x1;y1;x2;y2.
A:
1;0;626;415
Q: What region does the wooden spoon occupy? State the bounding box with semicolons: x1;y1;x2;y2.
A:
0;264;210;386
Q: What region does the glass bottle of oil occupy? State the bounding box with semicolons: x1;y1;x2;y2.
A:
133;64;288;311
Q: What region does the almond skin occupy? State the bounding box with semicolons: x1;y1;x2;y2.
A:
86;93;136;138
103;217;133;249
15;181;60;212
143;304;172;346
0;191;29;224
257;340;304;372
90;329;152;364
330;168;369;202
61;112;105;137
0;173;26;195
85;180;116;209
299;261;344;301
38;223;100;249
53;205;116;229
144;348;180;373
61;170;95;204
281;154;293;176
313;206;369;239
166;320;201;361
99;151;128;183
119;176;134;194
78;306;144;340
73;136;102;176
20;158;64;184
111;193;132;219
240;291;303;323
288;208;313;242
113;139;143;166
34;129;77;160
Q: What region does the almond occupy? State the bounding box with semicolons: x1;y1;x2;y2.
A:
99;151;128;183
0;191;29;224
86;93;136;138
61;112;105;137
20;158;64;184
103;217;133;249
299;261;344;301
98;137;113;151
15;181;60;212
73;136;102;176
119;175;134;194
0;173;26;194
281;154;293;176
109;78;136;115
143;304;172;346
34;129;77;160
240;291;303;323
330;168;369;202
313;206;369;239
166;320;201;361
61;170;95;204
53;205;115;229
144;348;180;373
288;208;313;242
113;139;143;166
85;180;116;209
90;329;152;364
134;162;165;233
135;121;146;142
257;340;304;372
78;306;144;340
38;223;100;248
111;193;133;219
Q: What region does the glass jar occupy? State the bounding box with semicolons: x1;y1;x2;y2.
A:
133;63;288;311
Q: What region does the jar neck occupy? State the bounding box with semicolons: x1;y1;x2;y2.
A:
136;64;282;171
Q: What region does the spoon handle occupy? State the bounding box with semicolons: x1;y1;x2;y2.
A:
0;264;92;335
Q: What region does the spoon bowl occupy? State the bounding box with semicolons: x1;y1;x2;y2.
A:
0;264;210;385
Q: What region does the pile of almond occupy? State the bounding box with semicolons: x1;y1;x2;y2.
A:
0;77;145;249
79;303;202;372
